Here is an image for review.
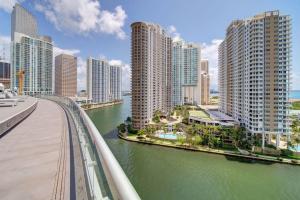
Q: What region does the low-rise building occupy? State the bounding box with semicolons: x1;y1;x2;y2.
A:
0;60;10;89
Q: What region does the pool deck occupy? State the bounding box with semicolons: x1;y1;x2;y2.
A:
0;99;70;200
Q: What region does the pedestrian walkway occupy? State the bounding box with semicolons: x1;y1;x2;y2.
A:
0;99;70;200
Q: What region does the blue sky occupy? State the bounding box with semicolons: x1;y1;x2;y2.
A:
0;0;299;91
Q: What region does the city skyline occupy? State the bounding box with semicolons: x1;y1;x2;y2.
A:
0;0;299;91
0;1;300;199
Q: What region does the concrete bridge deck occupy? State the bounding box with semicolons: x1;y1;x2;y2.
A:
0;96;36;122
0;99;70;200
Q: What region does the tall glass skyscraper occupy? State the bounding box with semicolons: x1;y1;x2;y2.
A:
172;40;202;106
11;4;53;95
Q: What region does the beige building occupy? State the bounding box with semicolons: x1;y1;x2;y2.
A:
131;22;172;129
200;60;210;105
55;54;77;97
218;11;291;148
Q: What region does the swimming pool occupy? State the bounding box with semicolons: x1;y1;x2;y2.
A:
289;145;300;152
158;133;177;140
293;145;300;152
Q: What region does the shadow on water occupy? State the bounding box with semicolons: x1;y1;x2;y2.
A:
103;129;119;140
224;155;274;165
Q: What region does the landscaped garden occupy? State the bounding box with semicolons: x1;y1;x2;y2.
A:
291;101;300;110
117;106;300;163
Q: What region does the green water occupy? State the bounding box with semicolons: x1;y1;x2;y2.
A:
86;96;300;200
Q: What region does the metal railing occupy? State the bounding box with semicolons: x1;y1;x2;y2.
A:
41;95;140;200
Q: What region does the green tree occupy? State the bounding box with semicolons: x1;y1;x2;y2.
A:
137;129;145;136
117;123;126;133
177;135;185;145
194;135;203;146
126;117;132;123
186;125;196;136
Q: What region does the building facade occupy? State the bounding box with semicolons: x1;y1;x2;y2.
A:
218;11;291;148
131;22;172;129
172;41;184;106
55;54;77;97
110;65;122;101
87;58;121;103
0;60;10;88
172;40;202;106
200;60;210;105
11;4;37;41
11;4;53;95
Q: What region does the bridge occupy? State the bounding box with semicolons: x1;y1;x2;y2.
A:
0;96;140;200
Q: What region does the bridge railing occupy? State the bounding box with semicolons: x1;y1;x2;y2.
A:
41;95;140;200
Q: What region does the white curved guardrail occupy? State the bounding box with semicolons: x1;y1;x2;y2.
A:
42;96;140;200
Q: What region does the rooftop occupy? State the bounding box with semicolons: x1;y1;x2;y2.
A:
189;110;212;121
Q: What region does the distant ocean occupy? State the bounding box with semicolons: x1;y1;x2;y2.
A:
290;90;300;99
210;91;300;99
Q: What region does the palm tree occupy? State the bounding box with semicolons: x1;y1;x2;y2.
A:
137;129;145;136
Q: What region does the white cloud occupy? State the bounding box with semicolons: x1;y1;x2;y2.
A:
35;0;127;39
167;25;182;42
108;59;122;66
109;59;131;91
0;0;23;12
53;46;80;57
201;39;223;90
0;35;11;61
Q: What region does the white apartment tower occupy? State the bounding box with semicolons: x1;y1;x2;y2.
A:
218;11;291;148
110;65;122;101
87;58;121;103
131;22;172;129
11;4;53;95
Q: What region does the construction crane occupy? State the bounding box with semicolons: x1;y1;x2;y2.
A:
17;70;25;95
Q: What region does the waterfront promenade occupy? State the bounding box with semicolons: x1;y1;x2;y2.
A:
0;99;70;200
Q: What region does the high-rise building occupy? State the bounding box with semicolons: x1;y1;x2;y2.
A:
87;57;121;103
182;43;201;105
172;41;184;106
172;40;202;106
0;60;10;89
131;22;172;129
200;60;210;105
110;65;122;101
11;4;37;41
11;4;53;95
55;54;77;97
218;11;291;148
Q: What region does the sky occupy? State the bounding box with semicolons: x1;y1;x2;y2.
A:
0;0;299;91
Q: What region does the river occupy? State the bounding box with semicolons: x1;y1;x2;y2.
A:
86;96;300;200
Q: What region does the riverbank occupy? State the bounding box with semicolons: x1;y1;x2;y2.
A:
119;134;300;166
81;100;123;110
